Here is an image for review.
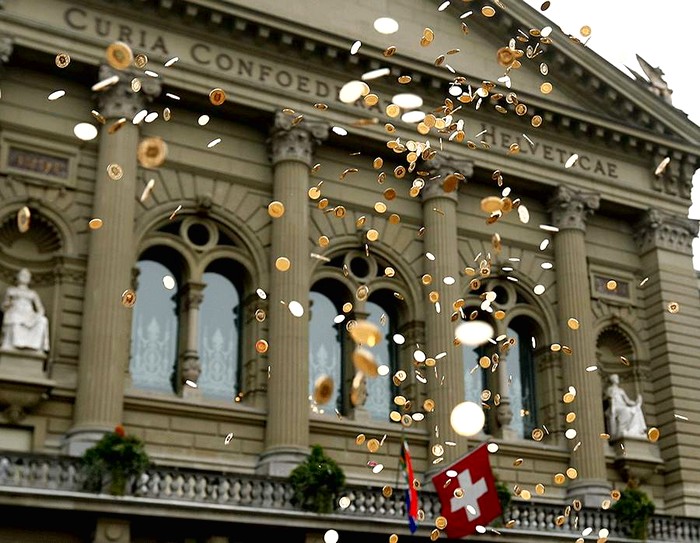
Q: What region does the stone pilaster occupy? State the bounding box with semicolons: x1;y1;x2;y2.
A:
422;155;472;470
177;282;205;397
549;185;609;506
65;66;160;455
256;111;328;476
634;208;700;515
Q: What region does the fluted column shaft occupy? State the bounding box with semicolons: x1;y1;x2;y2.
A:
257;112;327;476
550;186;608;505
178;282;205;395
422;160;470;469
67;67;159;454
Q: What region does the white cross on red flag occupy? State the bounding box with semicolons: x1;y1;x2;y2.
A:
431;443;502;538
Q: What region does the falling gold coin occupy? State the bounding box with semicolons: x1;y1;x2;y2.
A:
374;202;388;213
137;136;168;169
611;489;621;501
373;157;384;169
563;392;576;404
481;6;496;17
319;235;330;247
313;375;334;405
55;52;71;68
209;88;226;106
275;256;291;271
540;82;553;94
602;499;611;510
531;428;544;441
606;280;617;290
121;289;137;307
389;213;401;224
567;318;580;330
435;516;447;530
355;434;366;446
134;53;148;69
389;535;398;543
382;485;393;498
107;163;123;180
566;467;578;479
553;473;566;485
254;309;266;322
668;302;680;314
580;25;592;37
367;229;379;242
386;104;400;117
268;201;285;218
106;41;134;70
255;339;269;353
16;206;31;233
367;438;380;453
308;186;321;199
647;427;660;442
88;218;103;230
424;398;436;412
513;458;524;467
566;412;577;423
521;489;532;500
535;483;545;495
531;115;543;128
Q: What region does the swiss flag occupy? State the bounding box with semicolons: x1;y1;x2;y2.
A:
431;444;502;538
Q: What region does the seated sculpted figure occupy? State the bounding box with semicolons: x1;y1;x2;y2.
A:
605;374;647;439
1;268;50;352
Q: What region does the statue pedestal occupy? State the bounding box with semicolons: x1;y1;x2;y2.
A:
0;349;55;423
611;436;664;484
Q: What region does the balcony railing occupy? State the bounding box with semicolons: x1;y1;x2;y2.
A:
0;452;699;541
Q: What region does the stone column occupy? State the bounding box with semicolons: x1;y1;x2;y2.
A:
177;282;205;397
66;66;160;454
634;208;700;515
549;185;608;506
256;112;328;476
422;155;472;469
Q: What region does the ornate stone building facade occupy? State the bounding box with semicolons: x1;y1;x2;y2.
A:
1;0;700;541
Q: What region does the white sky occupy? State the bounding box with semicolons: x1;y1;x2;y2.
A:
521;0;700;269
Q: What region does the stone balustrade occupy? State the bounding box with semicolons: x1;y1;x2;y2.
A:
0;453;698;541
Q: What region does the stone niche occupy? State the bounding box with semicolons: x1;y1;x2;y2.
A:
0;349;55;424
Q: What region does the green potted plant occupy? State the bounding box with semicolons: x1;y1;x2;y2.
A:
612;487;655;540
288;444;346;514
81;425;150;496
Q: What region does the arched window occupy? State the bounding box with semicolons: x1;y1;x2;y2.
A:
309;289;343;415
130;250;181;394
506;317;538;439
198;260;241;400
364;292;397;421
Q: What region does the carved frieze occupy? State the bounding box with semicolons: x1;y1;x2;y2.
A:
633;208;699;255
651;152;696;200
548;186;600;232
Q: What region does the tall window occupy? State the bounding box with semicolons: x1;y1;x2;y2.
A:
506;318;538;438
130;254;180;394
309;289;343;415
364;293;396;421
198;261;241;400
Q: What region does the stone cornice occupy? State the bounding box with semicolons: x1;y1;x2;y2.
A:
268;111;328;166
548;185;600;232
633;208;699;255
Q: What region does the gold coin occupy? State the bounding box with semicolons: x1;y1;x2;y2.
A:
602;499;611;510
531;115;543;128
308;186;321;200
373;157;384;169
566;412;577;423
385;266;395;277
435;516;447;530
566;467;578;479
421;274;433;285
611;489;621;501
374;201;387;213
137;136;168;169
334;206;346;218
432;444;444;457
88;218;103;230
55;52;71;68
383;188;397;201
389;535;398;543
580;25;592;37
268;201;285;218
367;438;380;453
423;399;435;412
398;75;412;84
531;428;544;441
453;488;464;498
318;235;330;247
606;280;617;290
356;216;367;229
567;318;580;330
555;515;566;526
513;458;524;467
356;285;369;301
121;289;137;307
535;483;545;495
382;485;393;498
521;489;532;500
540;82;553;94
481;6;496;17
343;302;353;313
209;88;226;106
647;427;660;442
515;103;528;116
429;291;439;303
254;309;266;322
479;356;491;369
668;302;680;314
134;53;148;69
425;357;436;367
494;310;506;320
430;529;440;541
388;213;401;224
131;78;142;92
386;104;401;118
16;206;31;233
353;434;366;446
163;107;171;121
255;339;269;353
106;41;134;70
364;93;379;106
394;165;406;178
550;343;561;352
275;257;291;271
390;410;402;422
573;499;582;511
563;392;575;404
366;229;379;242
107;163;123;180
553;473;566;485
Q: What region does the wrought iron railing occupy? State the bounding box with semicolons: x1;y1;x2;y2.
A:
0;453;698;541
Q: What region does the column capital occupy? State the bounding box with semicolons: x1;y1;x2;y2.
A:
95;64;161;120
548;185;600;232
422;153;473;203
0;33;13;66
633;208;699;255
179;281;206;311
268;110;329;166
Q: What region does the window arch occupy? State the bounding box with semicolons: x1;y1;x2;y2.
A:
130;246;183;395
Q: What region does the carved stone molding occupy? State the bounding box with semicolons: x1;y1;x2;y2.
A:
652;152;697;200
0;33;12;66
95;65;162;120
422;154;474;203
633;208;699;255
548;185;600;232
268;111;328;166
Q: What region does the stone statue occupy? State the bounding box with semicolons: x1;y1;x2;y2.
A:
625;55;673;105
605;374;647;439
1;268;50;352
